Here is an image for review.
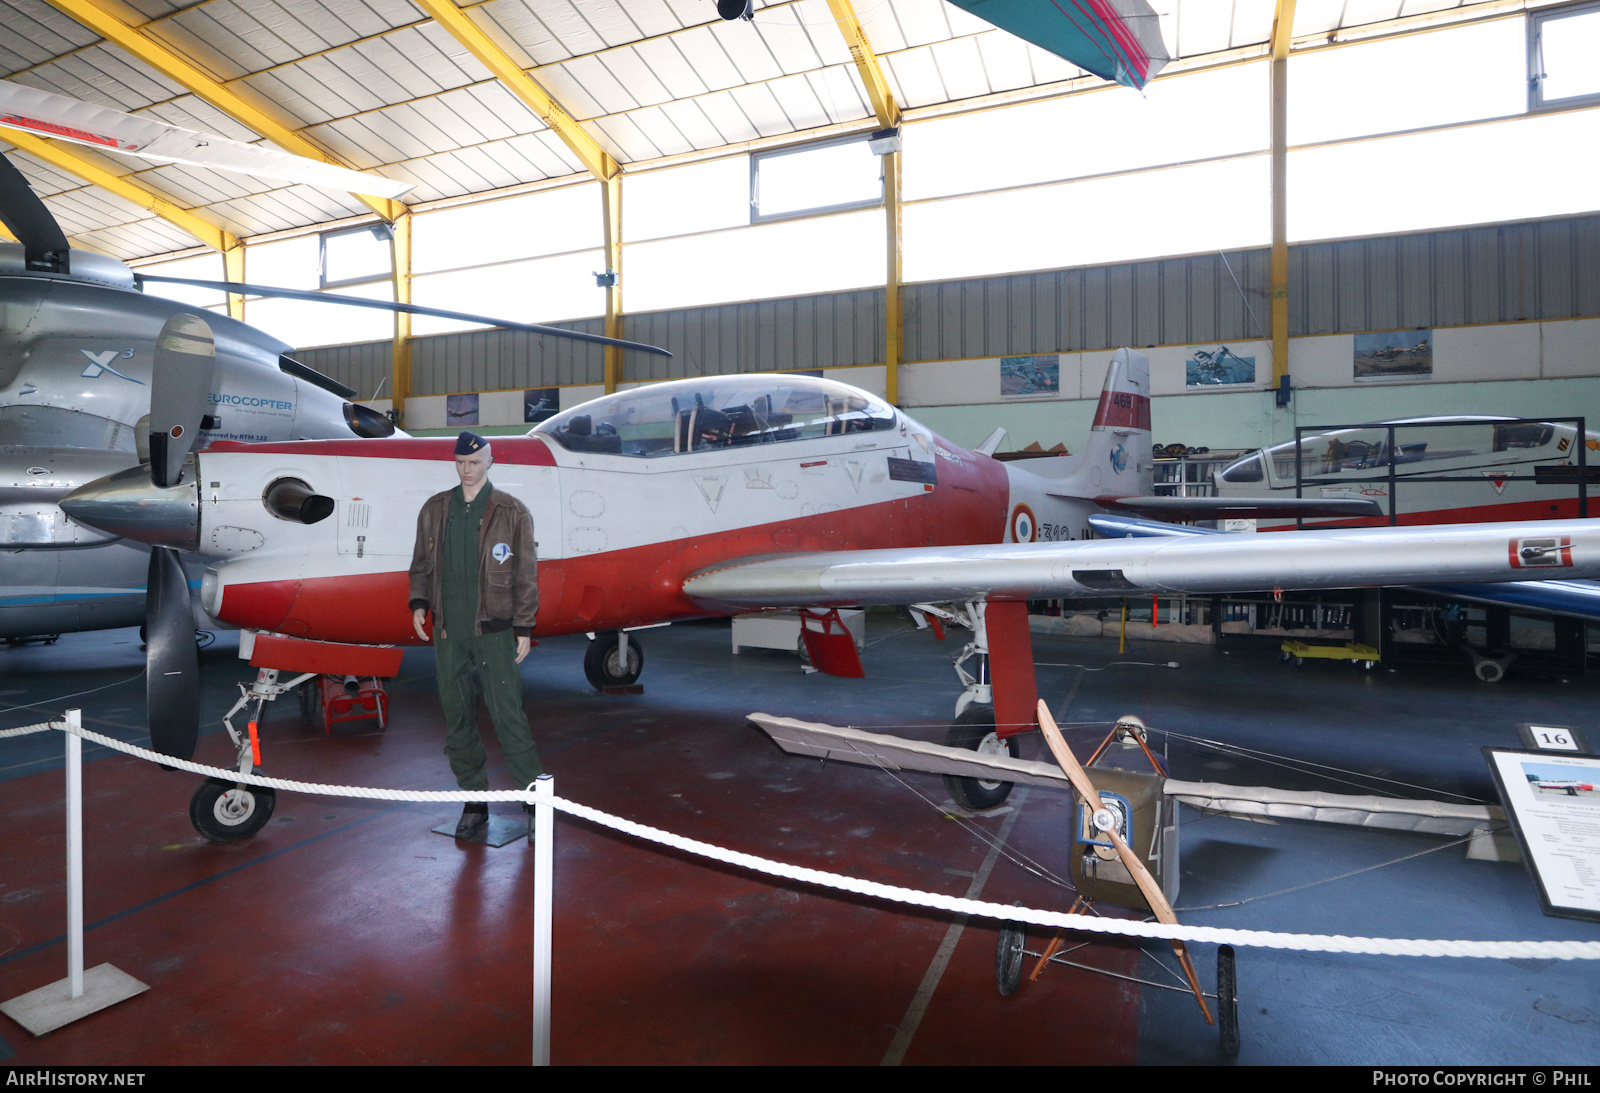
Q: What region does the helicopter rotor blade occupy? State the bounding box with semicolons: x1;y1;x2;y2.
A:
0;152;69;273
134;274;674;358
148;313;216;489
145;545;199;762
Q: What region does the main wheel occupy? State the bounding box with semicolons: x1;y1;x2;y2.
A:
1217;944;1240;1057
942;706;1021;811
190;777;276;843
996;921;1026;996
584;631;644;689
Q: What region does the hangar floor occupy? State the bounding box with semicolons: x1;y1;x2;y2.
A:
1;616;1597;1066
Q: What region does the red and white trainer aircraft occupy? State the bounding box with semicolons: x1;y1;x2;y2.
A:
61;341;1600;840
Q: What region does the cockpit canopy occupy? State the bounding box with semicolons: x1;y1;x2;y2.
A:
534;374;896;457
1217;416;1586;486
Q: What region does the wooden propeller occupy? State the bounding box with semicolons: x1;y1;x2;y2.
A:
1036;699;1213;1024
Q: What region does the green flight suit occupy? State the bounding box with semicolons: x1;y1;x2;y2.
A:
434;483;544;793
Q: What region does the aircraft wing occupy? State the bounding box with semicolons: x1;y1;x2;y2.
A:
1406;580;1600;622
682;519;1600;609
1096;495;1386;520
1087;513;1600;623
747;714;1502;837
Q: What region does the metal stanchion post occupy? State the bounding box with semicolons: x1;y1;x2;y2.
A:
0;710;149;1034
531;773;554;1067
66;708;83;1000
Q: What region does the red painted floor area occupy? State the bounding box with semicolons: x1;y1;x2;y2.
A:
0;629;1140;1066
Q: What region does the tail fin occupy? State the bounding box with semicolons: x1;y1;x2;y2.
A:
1013;349;1153;500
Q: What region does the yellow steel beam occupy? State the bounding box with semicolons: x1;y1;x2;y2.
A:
45;0;406;223
412;0;619;182
826;0;901;401
826;0;900;128
601;175;623;393
390;211;414;423
1270;0;1296;396
884;148;902;405
0;221;15;242
2;128;239;252
222;236;244;319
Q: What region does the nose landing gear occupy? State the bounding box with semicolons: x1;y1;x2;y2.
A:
189;666;315;843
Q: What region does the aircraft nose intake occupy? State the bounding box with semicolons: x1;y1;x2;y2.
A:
60;465;199;550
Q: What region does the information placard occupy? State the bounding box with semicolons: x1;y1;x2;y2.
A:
1484;747;1600;923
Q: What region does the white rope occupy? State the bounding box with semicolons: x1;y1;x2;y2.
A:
0;720;61;738
10;718;1600;962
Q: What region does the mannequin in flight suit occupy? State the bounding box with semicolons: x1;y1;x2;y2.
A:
408;430;541;839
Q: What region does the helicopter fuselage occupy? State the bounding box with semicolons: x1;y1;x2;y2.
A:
1;246;388;639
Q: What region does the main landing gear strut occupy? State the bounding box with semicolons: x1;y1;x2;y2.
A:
583;624;669;690
910;601;1021;810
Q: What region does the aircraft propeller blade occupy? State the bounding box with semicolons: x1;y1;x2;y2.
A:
1035;698;1213;1023
134;275;674;358
147;313;216;488
145;545;199;762
0;151;69;273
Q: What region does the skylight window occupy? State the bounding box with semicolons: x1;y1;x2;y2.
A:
1531;2;1600;109
751;135;882;222
321;224;393;288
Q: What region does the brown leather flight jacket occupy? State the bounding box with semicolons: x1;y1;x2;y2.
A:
408;485;538;639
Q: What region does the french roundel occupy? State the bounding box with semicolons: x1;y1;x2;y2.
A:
1010;504;1037;543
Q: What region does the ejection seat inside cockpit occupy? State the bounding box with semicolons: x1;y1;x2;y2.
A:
553;413;623;453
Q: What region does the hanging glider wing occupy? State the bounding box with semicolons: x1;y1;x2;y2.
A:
945;0;1169;89
0;80;413;200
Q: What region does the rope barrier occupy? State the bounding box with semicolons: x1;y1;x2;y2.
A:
1;721;62;738
9;717;1600;962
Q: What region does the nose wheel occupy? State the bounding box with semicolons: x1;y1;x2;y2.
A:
190;777;276;843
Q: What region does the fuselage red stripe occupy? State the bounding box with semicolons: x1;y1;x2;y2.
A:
205;435;558;466
217;443;1012;646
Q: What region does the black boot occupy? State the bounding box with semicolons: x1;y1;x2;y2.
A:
455;801;488;840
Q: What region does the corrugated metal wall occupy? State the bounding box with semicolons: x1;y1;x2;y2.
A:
295;213;1600;397
293;341;392;401
903;249;1272;359
407;320;606;396
1289;216;1600;334
621;289;883;381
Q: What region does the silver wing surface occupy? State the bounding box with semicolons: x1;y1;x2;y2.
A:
1087;512;1600;623
683;519;1600;608
1099;495;1386;520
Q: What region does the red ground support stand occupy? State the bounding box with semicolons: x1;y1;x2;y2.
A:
314;675;389;733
